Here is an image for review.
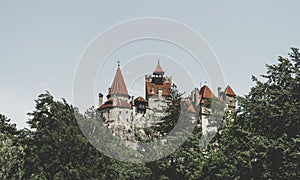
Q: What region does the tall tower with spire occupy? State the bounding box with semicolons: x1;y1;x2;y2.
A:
145;61;172;113
98;63;132;123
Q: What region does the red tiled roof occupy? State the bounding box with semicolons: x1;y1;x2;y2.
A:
154;64;164;74
200;99;207;104
199;85;215;99
185;99;196;113
146;82;171;96
109;67;129;96
224;85;236;96
99;97;131;109
134;96;148;102
106;98;113;102
188;104;196;113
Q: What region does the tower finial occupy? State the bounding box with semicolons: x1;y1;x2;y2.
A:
158;58;160;65
117;61;120;67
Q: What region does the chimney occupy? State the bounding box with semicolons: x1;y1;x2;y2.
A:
217;87;222;98
131;96;135;106
158;88;162;100
191;89;195;102
98;93;103;107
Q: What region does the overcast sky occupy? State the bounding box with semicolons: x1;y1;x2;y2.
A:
1;1;300;128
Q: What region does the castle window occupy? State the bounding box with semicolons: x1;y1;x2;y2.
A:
119;111;121;114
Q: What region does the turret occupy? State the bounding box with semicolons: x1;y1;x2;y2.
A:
98;93;103;107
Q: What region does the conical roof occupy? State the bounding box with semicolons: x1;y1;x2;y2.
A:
199;85;215;99
224;85;236;96
109;67;129;96
153;63;164;75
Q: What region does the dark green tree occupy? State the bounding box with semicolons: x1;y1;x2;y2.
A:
23;92;106;179
155;84;184;136
146;84;205;180
0;114;17;136
20;92;151;179
0;115;25;179
200;48;300;179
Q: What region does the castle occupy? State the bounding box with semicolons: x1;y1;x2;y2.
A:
97;61;236;139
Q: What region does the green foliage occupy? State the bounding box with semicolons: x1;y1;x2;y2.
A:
146;84;205;180
23;92;107;179
0;114;25;179
0;114;17;136
146;126;205;180
200;48;300;179
15;92;151;179
155;84;184;135
105;159;152;180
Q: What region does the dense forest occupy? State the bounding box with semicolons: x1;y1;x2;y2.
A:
1;48;299;179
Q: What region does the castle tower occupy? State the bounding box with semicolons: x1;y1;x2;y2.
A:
98;63;132;123
198;85;215;122
145;61;172;113
223;85;236;111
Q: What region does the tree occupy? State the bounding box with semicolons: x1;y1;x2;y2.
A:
21;92;152;179
0;115;25;179
146;84;205;180
155;84;184;136
200;48;300;179
0;114;17;136
23;92;106;179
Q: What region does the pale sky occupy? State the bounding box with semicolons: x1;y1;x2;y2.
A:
1;1;300;128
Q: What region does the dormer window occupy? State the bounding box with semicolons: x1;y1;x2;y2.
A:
151;87;154;93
